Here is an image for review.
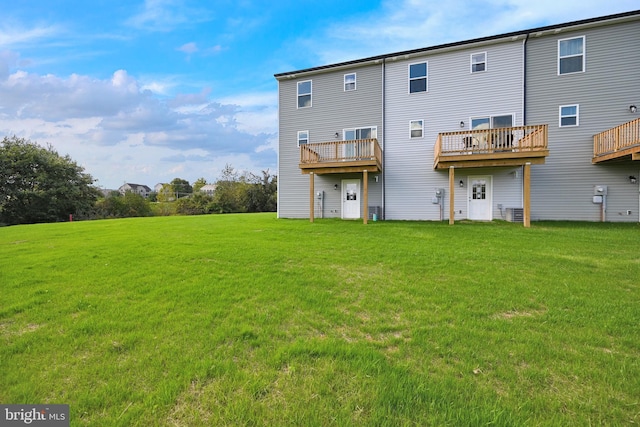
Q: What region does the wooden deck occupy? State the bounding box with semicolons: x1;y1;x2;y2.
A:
592;118;640;163
299;138;382;174
434;125;549;169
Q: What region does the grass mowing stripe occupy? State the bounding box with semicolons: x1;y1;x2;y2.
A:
1;214;639;425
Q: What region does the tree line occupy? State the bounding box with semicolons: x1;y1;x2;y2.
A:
1;136;276;225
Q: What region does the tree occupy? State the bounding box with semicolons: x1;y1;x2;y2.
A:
0;136;100;225
245;170;277;212
211;164;247;213
170;178;192;199
192;177;208;193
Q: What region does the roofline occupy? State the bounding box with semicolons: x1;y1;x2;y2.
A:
274;9;640;79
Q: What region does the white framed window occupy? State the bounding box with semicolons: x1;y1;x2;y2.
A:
297;80;312;108
297;130;309;146
343;126;377;140
558;36;585;75
410;120;424;138
471;114;513;129
471;52;487;73
409;62;428;93
559;105;579;127
344;73;356;91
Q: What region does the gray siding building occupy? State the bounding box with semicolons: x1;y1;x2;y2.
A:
275;10;640;224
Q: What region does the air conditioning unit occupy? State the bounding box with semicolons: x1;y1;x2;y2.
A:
506;208;523;223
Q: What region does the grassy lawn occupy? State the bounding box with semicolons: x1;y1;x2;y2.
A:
1;214;639;426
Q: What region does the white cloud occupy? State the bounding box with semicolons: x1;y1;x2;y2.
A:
126;0;213;31
298;0;639;66
0;62;276;188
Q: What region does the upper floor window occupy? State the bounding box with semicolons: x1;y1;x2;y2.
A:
344;73;356;91
410;120;424;138
409;62;428;93
471;114;513;129
559;105;579;127
558;36;585;75
471;52;487;73
297;80;312;108
344;127;377;140
297;130;309;146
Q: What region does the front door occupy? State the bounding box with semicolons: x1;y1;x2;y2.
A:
468;176;492;220
342;179;360;219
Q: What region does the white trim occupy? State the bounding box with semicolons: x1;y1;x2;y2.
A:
409;119;424;138
558;35;585;75
470;51;487;73
408;61;428;94
344;73;356;91
559;104;579;127
297;80;312;108
297;130;309;146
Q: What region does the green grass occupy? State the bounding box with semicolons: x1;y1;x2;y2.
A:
1;214;639;426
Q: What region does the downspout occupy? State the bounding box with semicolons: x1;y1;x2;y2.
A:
522;33;530;219
382;57;386;220
523;33;530;125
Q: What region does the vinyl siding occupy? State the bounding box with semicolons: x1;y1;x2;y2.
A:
278;64;383;218
527;19;640;221
384;40;525;220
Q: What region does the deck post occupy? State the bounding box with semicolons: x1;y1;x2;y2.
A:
523;163;531;228
309;172;314;223
363;170;369;224
449;166;455;225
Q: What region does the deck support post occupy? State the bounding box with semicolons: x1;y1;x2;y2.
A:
363;170;369;224
309;172;315;223
523;163;531;228
449;166;455;225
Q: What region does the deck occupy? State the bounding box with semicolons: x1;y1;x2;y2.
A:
434;125;549;169
299;138;382;174
592;118;640;163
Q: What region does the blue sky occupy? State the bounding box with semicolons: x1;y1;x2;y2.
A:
1;0;637;189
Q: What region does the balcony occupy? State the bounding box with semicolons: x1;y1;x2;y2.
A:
434;125;549;169
592;118;640;163
299;138;382;174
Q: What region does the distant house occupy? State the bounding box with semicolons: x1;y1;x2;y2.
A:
199;184;217;196
119;183;152;198
154;183;167;193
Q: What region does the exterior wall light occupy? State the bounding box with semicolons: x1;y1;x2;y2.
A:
630;176;637;184
631;105;637;113
334;184;339;190
334;132;340;138
459;121;465;128
459;180;464;187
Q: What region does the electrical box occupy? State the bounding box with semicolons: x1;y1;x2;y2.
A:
593;185;608;196
316;191;323;199
592;195;603;204
431;197;440;204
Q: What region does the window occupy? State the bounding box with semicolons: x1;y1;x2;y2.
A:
559;105;579;127
471;115;513;129
471;52;486;73
344;127;377;140
558;36;585;75
297;80;312;108
297;130;309;146
344;73;356;91
410;120;423;138
409;62;428;93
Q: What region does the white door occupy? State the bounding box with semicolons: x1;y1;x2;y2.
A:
342;179;360;219
468;176;492;220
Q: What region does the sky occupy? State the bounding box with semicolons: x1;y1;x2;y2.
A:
1;1;638;190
